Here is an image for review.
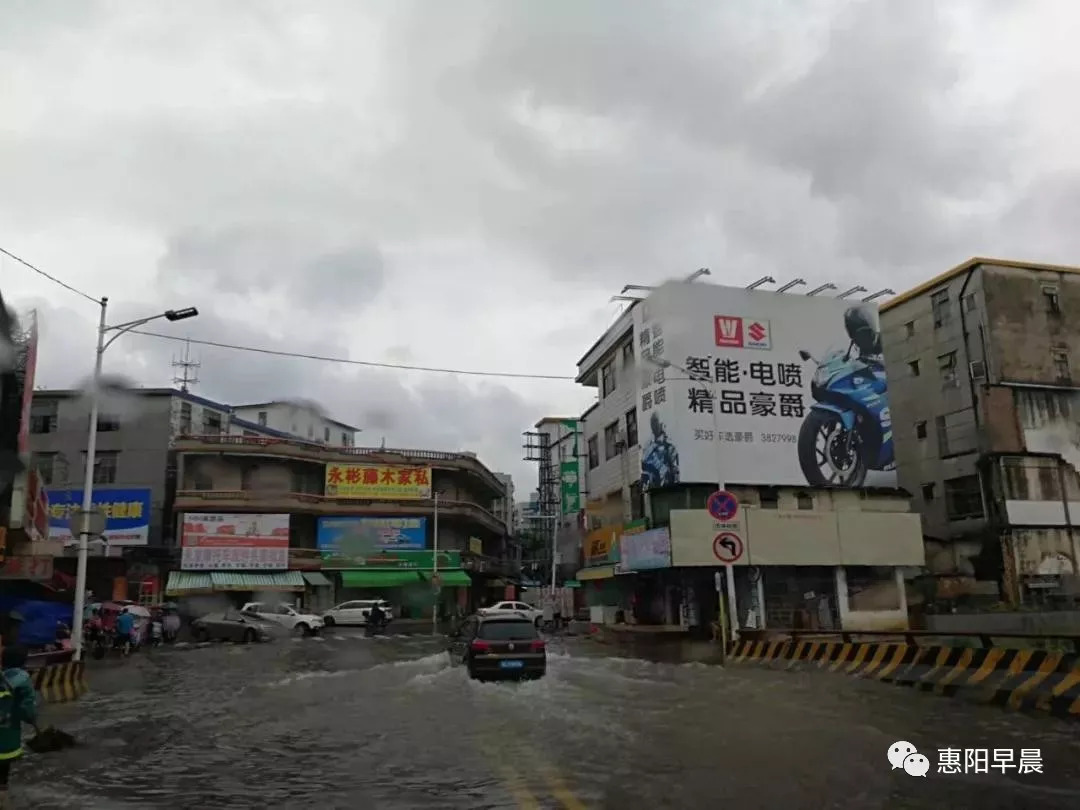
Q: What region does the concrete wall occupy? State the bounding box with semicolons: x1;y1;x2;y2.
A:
925;609;1080;636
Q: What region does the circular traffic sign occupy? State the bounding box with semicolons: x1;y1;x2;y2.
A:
712;532;744;564
706;489;739;522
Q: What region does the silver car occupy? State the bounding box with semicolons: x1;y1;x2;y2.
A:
191;610;275;643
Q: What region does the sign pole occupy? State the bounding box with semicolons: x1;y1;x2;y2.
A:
431;491;439;636
714;569;728;666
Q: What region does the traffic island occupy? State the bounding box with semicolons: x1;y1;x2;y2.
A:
27;649;89;704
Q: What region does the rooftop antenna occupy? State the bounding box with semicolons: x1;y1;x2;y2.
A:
838;285;868;299
775;278;806;294
806;283;837;296
684;267;711;283
746;276;775;290
862;288;895;303
171;338;201;392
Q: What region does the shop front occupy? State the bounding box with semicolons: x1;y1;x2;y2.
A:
329;550;469;620
617;527;677;626
576;522;642;624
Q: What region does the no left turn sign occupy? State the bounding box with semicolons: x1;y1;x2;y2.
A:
712;532;744;564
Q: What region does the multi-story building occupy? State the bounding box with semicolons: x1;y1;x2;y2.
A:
231;400;358;447
523;417;586;584
880;257;1080;604
168;435;515;615
545;274;924;632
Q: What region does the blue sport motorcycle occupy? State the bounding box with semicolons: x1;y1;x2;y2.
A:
795;344;893;487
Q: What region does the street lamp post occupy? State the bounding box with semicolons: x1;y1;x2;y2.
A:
71;296;198;661
431;490;440;636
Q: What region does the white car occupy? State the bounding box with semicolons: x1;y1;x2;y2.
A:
322;600;395;627
478;601;544;626
241;602;324;636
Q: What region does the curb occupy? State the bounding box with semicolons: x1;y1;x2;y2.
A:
30;661;89;703
731;639;1080;720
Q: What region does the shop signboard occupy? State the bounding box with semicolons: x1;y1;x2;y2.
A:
325;464;432;499
635;281;895;490
46;487;149;546
583;525;620;567
180;513;290;571
560;418;582;514
619;527;672;572
322;549;461;570
316;516;427;555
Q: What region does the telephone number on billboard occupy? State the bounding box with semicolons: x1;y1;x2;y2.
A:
693;429;797;444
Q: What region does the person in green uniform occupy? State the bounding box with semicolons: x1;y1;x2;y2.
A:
0;646;38;808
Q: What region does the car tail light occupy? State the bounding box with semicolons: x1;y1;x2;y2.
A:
471;640;492;652
529;640;545;652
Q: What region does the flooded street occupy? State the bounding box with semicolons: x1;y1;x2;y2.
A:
17;632;1080;809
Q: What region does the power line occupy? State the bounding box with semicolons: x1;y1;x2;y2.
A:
130;328;576;381
0;245;100;305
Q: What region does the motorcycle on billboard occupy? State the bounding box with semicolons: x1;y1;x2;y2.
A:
796;304;893;487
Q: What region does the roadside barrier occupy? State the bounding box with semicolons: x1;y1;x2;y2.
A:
26;652;89;704
730;632;1080;720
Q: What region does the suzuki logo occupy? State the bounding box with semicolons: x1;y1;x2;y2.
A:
747;322;766;342
508;643;515;651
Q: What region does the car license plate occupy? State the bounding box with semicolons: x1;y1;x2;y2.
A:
500;660;524;669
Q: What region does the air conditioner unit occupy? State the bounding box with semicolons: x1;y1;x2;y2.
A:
969;360;986;381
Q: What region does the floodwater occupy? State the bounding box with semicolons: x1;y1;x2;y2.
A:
18;630;1080;809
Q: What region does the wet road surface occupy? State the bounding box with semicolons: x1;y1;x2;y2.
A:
17;630;1080;809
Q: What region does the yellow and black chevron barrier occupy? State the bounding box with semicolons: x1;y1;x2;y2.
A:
730;637;1080;720
30;661;89;703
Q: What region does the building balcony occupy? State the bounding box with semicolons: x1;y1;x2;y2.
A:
174;434;507;501
172;489;509;537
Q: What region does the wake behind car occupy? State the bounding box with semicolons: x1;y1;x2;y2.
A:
241;602;324;636
192;610;275;643
447;615;546;681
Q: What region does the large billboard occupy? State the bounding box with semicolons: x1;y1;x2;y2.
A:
635;282;894;489
316;516;427;558
325;464;432;500
180;513;290;571
46;487;150;546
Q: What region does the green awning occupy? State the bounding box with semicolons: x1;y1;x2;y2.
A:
209;571;306;591
341;570;428;588
302;571;332;587
423;570;471;587
165;571;212;595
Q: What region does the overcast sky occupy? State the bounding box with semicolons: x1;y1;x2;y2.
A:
3;0;1079;495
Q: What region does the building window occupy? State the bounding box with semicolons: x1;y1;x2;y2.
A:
963;293;977;312
944;475;983;521
915;421;927;439
921;482;936;501
600;361;616;398
29;401;58;434
257;410;268;426
342;432;349;446
759;488;779;509
935;415;949;455
179;401;192;433
203;411;223;434
795;492;813;510
621;341;634;370
931;289;951;328
31;452;57;485
604;421;620;460
629;481;645;520
1052;348;1070;382
625;408;639;447
904;321;915;338
938;351;958;388
96;415;120;432
91;451;118;485
587;436;600;469
908;359;920;377
1043;285;1061;315
324;426;330;442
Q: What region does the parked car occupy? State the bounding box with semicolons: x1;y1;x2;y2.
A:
447;615;546;681
322;600;395;627
477;601;544;627
192;610;274;643
240;602;324;636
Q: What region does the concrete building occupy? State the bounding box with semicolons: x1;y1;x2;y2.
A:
523;417;586;583
880;257;1080;604
231;400;359;447
169;435;516;614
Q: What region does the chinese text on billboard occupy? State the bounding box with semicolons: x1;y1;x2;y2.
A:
325;464;432;500
181;513;290;571
46;488;152;546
